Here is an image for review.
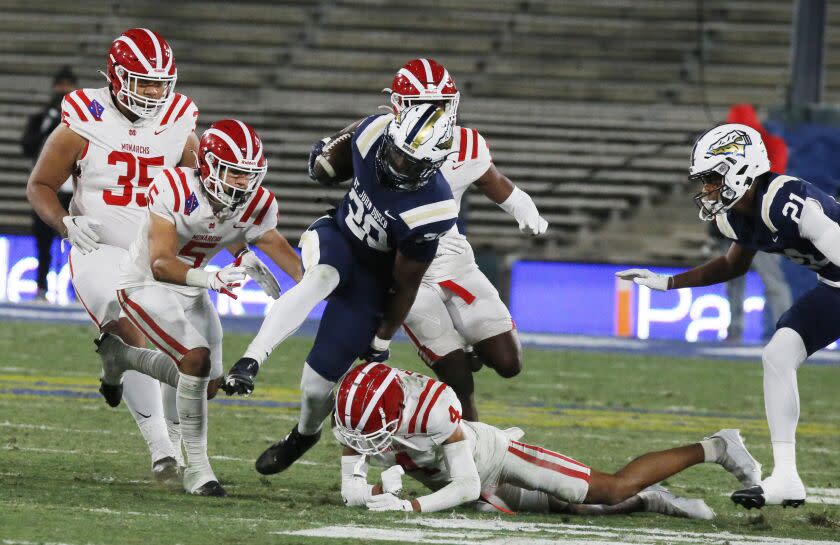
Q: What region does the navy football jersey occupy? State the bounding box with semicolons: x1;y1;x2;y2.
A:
715;173;840;285
334;114;458;266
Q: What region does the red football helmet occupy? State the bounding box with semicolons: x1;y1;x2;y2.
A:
334;363;405;455
385;58;460;121
107;28;177;119
198;119;267;211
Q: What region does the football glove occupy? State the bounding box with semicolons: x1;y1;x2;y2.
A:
366;493;413;512
221;357;259;396
615;269;672;291
436;233;469;256
360;336;390;363
499;187;549;236
186;264;246;299
62;215;102;255
238;249;281;299
380;465;405;496
307;137;331;181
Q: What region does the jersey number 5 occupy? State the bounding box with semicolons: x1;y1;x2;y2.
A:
103;151;165;207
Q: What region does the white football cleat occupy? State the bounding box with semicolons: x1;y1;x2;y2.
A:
638;485;715;520
152;456;181;486
707;429;762;487
731;472;806;509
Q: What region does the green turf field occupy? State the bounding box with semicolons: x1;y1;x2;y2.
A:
1;321;839;545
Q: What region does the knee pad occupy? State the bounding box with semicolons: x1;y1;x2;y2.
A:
492;484;550;513
762;328;807;374
302;264;340;294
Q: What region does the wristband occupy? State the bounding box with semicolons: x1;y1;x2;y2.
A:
234;246;251;259
185;268;210;288
372;336;391;352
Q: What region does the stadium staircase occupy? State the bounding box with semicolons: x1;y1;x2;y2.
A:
0;0;838;265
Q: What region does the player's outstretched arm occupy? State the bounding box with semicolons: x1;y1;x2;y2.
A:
26;124;87;236
252;229;304;283
475;164;548;236
616;242;755;291
362;251;431;362
366;426;481;513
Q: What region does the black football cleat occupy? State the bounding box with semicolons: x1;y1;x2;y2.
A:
255;425;321;475
98;381;123;408
191;480;227;497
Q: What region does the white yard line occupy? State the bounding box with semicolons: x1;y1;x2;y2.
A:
0;421;118;435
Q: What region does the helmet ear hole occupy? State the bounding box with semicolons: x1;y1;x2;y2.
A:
736;165;748;176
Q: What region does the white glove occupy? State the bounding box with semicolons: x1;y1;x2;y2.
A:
62;216;102;254
499;186;549;236
366;492;413;512
186;264;247;299
238;249;281;299
380;465;405;496
615;268;671;291
436;234;469;256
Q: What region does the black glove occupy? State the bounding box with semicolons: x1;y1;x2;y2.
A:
221;357;260;396
307;137;330;181
360;337;390;364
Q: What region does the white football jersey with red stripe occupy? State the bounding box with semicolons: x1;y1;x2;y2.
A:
118;167;278;295
62;87;198;249
335;370;508;492
422;125;492;280
439;125;492;209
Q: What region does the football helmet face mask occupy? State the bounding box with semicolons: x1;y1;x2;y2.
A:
198;119;267;212
386;58;460;123
375;103;454;191
107;28;177;119
334;363;405;456
689;123;770;221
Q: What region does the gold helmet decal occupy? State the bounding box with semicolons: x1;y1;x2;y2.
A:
706;130;751;158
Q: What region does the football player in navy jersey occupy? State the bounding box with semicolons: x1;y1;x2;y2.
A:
617;123;840;509
221;104;459;473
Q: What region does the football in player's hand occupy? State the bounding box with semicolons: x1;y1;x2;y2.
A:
311;133;353;185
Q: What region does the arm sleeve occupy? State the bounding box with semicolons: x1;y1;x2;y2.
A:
398;217;458;262
799;198;840;266
340;455;374;507
414;438;481;513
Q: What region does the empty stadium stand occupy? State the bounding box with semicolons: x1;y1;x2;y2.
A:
1;0;836;264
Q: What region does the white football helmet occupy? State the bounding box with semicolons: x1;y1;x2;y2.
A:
689;123;770;220
376;103;454;191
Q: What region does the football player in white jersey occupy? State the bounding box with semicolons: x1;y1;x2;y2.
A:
95;119;302;495
334;363;762;518
26;28;199;481
309;59;549;420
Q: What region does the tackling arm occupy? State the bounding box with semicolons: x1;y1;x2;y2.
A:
475;164;548;236
253;229;304;283
26;124;87;236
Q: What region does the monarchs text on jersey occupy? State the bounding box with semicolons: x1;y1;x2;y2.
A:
62;87;198;249
119;167;278;296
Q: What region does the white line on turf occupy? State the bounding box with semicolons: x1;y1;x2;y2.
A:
0;421;120;435
277;519;840;545
1;446;119;455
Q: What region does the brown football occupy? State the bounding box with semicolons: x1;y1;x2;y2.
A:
312;132;354;185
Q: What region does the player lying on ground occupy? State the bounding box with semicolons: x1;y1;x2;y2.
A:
222;105;459;475
617;123;840;509
26;28;199;483
96;119;302;496
334;362;762;517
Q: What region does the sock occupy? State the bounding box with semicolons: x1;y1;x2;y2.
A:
771;442;798;477
122;371;175;463
177;373;213;480
700;437;725;463
161;383;184;466
117;345;180;388
762;328;806;475
298;362;336;435
243;265;339;364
